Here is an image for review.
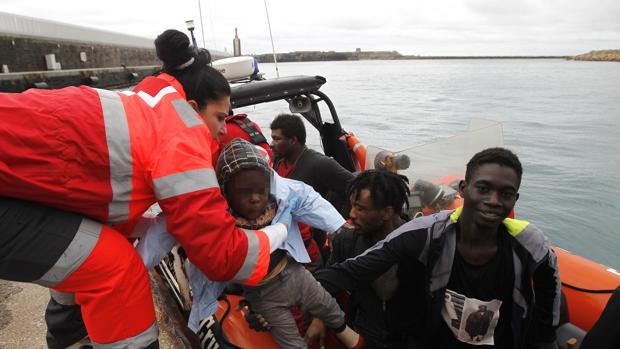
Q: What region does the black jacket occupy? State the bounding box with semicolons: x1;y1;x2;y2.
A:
274;148;354;215
316;210;561;349
327;227;422;348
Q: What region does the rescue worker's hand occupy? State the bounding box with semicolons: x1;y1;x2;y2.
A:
274;200;295;229
304;318;326;348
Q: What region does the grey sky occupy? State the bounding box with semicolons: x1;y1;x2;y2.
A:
3;0;619;55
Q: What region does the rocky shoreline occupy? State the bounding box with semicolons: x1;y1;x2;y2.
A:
254;49;620;63
571;50;620;62
254;50;570;63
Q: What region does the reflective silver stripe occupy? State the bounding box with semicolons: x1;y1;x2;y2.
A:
233;229;260;282
171;99;204;128
430;221;456;292
352;143;363;152
355;212;450;262
35;219;102;287
98;88;133;224
92;321;158;349
512;251;528;318
513;224;548;262
153;168;219;200
515;223;561;325
549;249;562;326
50;290;76;305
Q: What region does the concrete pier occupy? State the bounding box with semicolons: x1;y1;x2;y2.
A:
0;279;184;349
1;11;229;92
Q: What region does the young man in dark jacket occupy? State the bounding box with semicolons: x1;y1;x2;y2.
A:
305;170;417;349
315;148;561;349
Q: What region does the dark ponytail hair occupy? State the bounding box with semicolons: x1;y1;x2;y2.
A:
155;29;230;109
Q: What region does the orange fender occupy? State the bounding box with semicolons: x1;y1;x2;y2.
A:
554;247;620;331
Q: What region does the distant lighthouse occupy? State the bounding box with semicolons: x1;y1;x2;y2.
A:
233;28;241;56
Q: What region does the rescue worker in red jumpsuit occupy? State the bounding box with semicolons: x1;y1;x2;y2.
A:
0;29;288;349
220;113;274;165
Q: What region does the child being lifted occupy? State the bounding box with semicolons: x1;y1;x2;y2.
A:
138;138;363;349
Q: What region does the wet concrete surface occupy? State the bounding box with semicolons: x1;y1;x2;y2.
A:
0;280;176;349
0;280;48;348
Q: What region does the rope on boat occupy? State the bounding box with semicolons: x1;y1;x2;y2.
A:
217;295;244;349
561;282;617;294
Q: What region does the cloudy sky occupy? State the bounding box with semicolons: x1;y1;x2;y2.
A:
3;0;619;56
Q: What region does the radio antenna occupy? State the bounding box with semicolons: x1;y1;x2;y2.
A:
263;0;279;77
197;0;206;48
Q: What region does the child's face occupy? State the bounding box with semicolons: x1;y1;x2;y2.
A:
225;169;270;220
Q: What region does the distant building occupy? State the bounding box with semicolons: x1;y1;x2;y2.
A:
356;48;361;52
233;28;241;56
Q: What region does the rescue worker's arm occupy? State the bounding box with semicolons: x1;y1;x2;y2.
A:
532;245;562;347
314;225;428;294
151;128;287;286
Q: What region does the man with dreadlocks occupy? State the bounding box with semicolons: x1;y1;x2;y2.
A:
138;139;364;349
304;169;416;349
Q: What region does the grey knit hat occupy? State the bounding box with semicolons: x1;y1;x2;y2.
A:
216;138;272;186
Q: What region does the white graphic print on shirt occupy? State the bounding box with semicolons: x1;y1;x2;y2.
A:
441;289;502;345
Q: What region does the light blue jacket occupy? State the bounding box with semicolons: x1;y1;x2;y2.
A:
137;171;345;330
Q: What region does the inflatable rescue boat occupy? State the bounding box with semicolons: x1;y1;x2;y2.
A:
152;73;619;349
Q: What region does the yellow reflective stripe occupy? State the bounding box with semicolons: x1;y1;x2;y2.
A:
503;218;530;237
153;168;219;200
450;206;462;222
450;207;529;237
97;88;133;224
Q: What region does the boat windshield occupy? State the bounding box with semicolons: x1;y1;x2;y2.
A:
365;119;504;184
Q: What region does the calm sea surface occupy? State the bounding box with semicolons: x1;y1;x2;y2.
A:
238;59;620;268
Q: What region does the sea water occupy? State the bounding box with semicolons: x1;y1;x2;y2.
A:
240;59;620;268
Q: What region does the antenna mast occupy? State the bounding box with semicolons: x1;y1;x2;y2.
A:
263;0;279;78
197;0;206;48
